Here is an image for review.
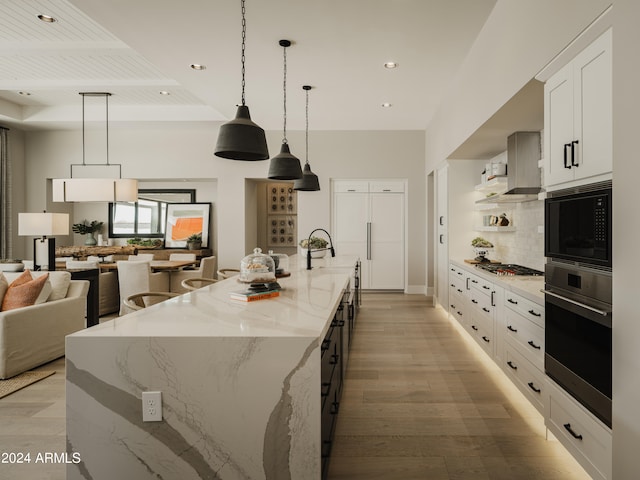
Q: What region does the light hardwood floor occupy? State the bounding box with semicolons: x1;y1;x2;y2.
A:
0;294;590;479
327;293;590;480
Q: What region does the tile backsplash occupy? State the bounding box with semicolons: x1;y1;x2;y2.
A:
482;200;545;271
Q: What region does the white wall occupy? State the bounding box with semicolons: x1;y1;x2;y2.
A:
425;0;612;169
23;126;426;289
611;0;640;476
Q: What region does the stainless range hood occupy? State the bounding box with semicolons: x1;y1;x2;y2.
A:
477;131;542;204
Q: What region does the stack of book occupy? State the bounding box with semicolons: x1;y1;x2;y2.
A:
229;288;280;302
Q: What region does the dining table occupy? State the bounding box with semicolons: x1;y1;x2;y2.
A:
97;259;198;272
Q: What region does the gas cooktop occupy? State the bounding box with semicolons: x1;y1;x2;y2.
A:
475;263;543;276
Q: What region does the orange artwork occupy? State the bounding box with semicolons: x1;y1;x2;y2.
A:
171;217;203;241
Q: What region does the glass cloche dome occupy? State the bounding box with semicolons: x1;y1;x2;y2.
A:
239;248;277;284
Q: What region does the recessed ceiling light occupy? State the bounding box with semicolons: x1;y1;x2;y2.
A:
190;64;206;71
381;102;393;108
18;91;32;96
159;91;170;95
384;62;398;69
37;14;57;23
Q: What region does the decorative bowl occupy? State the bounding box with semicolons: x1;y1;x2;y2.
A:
300;248;326;259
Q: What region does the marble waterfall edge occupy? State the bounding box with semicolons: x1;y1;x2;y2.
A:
66;336;321;479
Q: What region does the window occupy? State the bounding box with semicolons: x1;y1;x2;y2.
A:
108;189;196;238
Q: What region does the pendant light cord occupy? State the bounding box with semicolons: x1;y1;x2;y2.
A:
305;87;309;165
80;92;111;169
282;44;288;144
240;0;246;106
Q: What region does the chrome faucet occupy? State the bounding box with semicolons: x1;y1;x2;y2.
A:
306;228;335;270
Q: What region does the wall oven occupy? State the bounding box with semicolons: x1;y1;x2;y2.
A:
545;263;612;427
545;183;611;268
544;180;613;428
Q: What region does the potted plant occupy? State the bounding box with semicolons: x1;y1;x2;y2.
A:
300;236;328;258
186;233;202;250
72;220;104;246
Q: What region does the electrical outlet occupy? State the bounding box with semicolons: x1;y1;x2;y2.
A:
142;391;162;422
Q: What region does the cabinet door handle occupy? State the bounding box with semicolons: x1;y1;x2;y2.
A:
507;361;518;370
491;291;495;306
450;304;456;309
507;325;518;333
457;311;463;316
563;143;572;169
482;307;490;313
471;279;478;284
482;285;490;290
457;288;463;293
571;140;579;167
507;298;518;305
528;340;541;350
471;299;478;304
439;234;445;244
482;336;490;343
366;222;372;260
471;325;478;331
439;215;445;226
528;382;541;394
466;277;470;290
563;423;583;440
528;309;542;317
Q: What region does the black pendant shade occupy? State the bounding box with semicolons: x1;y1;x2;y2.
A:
214;105;269;160
294;163;320;191
267;143;303;180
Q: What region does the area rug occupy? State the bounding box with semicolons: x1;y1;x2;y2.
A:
0;371;55;399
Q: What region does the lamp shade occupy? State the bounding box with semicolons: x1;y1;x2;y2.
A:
52;178;138;202
268;144;303;180
214;106;270;161
18;213;69;236
293;163;320;191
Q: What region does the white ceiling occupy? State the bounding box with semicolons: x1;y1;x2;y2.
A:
0;0;499;135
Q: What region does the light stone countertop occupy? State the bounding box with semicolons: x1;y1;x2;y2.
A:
451;259;545;304
70;254;358;340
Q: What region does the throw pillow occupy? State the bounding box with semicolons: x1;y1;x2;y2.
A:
1;271;49;311
0;273;8;306
44;271;72;301
35;279;53;305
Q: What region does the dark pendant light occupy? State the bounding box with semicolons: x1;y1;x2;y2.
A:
294;85;320;191
214;0;269;161
268;40;303;180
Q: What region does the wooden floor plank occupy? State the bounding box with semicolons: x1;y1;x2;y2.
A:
327;292;590;480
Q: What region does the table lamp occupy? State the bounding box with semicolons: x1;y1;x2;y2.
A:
18;212;69;271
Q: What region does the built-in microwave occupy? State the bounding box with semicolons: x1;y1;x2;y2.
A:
545;182;612;269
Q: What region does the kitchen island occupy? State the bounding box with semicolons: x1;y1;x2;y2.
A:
65;255;359;480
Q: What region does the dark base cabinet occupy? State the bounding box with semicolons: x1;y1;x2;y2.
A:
321;268;359;479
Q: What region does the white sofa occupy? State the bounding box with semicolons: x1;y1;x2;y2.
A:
0;271;89;379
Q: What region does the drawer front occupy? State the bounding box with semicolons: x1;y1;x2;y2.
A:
468;272;494;297
472;321;494;357
503;346;545;413
503;308;545;369
547;382;612;480
468;290;494;317
504;290;544;327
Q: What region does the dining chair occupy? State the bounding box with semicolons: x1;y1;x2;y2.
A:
66;260;99;269
116;260;170;315
170;256;217;293
128;253;155;262
169;253;197;261
217;268;240;280
123;292;179;311
181;277;218;291
65;259;119;317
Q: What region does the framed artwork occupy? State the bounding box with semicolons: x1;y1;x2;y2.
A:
165;203;211;248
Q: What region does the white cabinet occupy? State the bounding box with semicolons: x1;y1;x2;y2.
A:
436;166;449;308
332;180;405;290
544;28;612;188
502;289;546;414
546;380;612;480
